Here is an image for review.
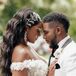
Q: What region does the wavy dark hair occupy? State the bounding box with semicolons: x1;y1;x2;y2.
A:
1;8;41;76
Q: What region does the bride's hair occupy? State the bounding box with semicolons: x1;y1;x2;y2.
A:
1;8;41;76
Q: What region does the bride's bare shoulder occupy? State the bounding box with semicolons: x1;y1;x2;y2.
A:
12;44;32;62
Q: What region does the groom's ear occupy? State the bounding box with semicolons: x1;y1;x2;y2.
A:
56;26;62;35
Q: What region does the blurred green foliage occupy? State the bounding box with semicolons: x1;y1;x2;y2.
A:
0;0;76;41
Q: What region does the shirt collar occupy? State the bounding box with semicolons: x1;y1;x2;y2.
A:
54;35;71;58
58;35;70;48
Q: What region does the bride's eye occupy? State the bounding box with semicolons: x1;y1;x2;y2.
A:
37;28;42;35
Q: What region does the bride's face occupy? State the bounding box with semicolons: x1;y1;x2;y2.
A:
26;23;42;43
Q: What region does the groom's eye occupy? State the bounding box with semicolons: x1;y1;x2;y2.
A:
43;30;48;35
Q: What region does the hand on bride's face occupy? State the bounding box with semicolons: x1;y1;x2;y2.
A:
48;60;57;76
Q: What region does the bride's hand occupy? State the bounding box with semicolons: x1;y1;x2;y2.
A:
48;60;57;76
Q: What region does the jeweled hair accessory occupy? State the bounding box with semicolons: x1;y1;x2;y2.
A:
33;12;41;21
26;12;41;27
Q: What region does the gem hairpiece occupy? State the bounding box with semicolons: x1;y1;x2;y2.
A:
26;12;41;27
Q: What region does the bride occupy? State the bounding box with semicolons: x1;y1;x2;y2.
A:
1;8;56;76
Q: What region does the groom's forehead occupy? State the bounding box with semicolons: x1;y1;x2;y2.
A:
43;22;53;29
42;23;51;32
43;21;61;28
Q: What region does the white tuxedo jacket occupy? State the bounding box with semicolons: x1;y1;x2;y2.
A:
53;36;76;76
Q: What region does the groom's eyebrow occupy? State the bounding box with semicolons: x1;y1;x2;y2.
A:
43;30;48;34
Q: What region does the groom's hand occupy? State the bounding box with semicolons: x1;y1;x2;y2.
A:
48;60;57;76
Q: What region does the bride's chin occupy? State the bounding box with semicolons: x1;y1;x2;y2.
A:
30;38;37;43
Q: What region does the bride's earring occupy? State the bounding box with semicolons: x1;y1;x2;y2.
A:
24;32;27;41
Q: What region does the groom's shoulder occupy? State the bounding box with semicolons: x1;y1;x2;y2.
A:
70;40;76;47
66;40;76;52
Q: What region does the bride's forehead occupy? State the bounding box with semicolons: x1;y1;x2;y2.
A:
31;23;42;29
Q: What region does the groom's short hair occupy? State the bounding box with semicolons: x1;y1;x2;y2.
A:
42;12;70;33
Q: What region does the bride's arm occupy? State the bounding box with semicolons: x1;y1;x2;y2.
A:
11;45;32;76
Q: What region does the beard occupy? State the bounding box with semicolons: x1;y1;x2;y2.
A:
49;35;59;56
50;40;58;50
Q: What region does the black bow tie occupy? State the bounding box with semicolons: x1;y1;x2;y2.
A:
48;44;60;69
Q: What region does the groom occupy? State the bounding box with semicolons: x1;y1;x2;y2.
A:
42;12;76;76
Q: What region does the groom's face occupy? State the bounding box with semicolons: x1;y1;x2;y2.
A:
43;22;57;47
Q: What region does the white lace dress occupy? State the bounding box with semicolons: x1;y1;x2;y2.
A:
10;43;48;76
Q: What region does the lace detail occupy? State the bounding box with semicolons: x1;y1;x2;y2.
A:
10;60;48;76
10;62;24;71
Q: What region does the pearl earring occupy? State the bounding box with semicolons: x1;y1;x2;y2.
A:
24;32;27;41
